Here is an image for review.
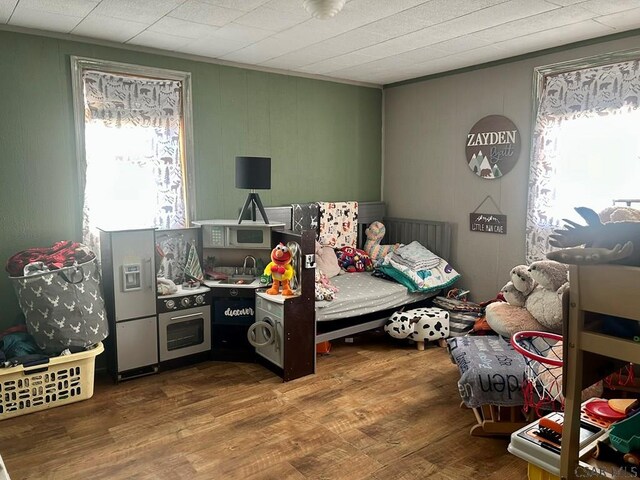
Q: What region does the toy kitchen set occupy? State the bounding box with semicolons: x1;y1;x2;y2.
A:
100;218;315;382
194;219;286;363
195;219;316;382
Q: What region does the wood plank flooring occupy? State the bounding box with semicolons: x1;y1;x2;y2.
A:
0;333;528;479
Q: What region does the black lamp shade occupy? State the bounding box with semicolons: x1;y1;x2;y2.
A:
235;156;271;189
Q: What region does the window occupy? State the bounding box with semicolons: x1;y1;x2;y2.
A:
525;51;640;263
71;57;195;252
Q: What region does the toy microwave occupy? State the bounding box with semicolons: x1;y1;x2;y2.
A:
192;220;284;249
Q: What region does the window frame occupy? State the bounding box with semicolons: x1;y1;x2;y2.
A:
70;56;196;232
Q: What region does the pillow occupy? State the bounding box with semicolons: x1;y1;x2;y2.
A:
335;246;373;273
315;241;340;278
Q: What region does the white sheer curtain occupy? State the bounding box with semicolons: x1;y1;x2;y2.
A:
81;70;187;251
525;59;640;263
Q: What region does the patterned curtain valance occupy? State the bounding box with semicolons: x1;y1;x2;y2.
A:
537;60;640;120
82;70;182;128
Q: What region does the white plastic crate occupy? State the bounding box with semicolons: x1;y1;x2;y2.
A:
0;343;103;420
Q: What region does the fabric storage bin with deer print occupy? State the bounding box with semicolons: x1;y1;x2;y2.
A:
9;258;108;354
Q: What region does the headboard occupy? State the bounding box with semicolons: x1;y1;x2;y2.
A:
263;201;385;231
264;202;451;260
384;217;451;260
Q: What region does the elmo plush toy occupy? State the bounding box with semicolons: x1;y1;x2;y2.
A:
264;243;294;296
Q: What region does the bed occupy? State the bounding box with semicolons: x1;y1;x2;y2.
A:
264;202;456;381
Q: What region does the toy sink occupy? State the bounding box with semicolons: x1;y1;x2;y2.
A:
218;275;257;285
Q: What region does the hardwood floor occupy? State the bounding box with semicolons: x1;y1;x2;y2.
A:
1;334;528;479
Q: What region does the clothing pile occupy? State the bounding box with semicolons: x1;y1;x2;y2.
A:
6;240;96;277
0;324;47;368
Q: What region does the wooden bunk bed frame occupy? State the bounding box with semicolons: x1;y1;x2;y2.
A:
265;202;453;382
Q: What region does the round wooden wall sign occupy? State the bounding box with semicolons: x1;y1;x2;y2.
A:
466;115;520;179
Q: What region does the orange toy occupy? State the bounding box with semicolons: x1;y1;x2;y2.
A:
264;243;294;296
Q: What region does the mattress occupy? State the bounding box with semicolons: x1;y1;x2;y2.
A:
315;272;434;322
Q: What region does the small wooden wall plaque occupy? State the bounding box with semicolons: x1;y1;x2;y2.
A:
469;213;507;235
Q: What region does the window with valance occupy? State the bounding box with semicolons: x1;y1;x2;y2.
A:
526;50;640;263
71;57;195;253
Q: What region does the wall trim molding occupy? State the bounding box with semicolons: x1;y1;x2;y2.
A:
0;24;381;90
384;28;640;89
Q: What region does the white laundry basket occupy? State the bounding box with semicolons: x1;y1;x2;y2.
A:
0;343;103;420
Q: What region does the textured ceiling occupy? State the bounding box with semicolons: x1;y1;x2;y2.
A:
2;0;640;85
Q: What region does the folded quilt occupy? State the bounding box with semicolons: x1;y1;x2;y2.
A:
379;243;460;293
392;241;441;270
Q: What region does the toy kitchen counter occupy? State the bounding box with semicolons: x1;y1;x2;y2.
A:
204;278;264;362
204;278;264;290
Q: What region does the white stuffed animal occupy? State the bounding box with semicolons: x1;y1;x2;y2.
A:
486;264;547;338
500;281;527;307
510;265;537;296
524;260;569;333
498;264;537;307
384;307;450;350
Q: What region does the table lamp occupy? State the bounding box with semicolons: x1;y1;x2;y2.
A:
236;156;271;224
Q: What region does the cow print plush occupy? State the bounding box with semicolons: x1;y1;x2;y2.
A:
384;307;450;350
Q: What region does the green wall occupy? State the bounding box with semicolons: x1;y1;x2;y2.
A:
0;30;382;330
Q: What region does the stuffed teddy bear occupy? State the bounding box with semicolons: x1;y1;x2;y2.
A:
364;221;399;263
486;261;569;337
524;260;569;333
335;246;373;273
384;307;450;350
264;243;294;296
485;265;547;338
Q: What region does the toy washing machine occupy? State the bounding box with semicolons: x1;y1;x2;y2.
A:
248;292;284;368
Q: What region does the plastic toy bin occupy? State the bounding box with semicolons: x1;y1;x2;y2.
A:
609;410;640;454
0;343;103;420
527;464;559;480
